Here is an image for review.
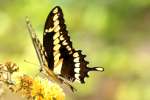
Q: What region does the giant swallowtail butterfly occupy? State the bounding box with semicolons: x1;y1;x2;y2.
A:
26;6;104;90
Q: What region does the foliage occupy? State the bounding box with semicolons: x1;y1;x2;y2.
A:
0;0;150;100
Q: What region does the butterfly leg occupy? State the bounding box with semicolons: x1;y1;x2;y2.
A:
58;75;77;92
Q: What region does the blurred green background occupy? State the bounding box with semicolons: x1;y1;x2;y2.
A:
0;0;150;100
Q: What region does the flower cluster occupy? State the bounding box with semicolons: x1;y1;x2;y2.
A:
0;61;19;83
0;61;65;100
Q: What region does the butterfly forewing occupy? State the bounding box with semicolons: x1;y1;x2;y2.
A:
43;6;73;71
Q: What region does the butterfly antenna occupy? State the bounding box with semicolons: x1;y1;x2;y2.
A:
24;60;39;66
24;60;42;79
58;75;77;92
63;81;77;92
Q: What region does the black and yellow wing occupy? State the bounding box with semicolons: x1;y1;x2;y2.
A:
43;6;104;83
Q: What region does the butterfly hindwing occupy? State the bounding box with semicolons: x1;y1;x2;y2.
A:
43;6;104;83
26;18;48;68
61;49;104;83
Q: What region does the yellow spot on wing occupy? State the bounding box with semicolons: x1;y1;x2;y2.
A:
53;38;60;45
53;8;58;14
54;53;61;61
60;35;64;41
96;67;104;71
54;26;60;32
74;57;80;62
53;51;59;57
75;63;80;67
66;46;71;51
53;32;60;40
75;74;80;80
54;58;63;74
53;44;61;51
53;14;59;21
74;68;80;73
45;29;49;33
69;51;73;54
49;27;55;32
73;52;79;57
45;27;54;32
54;20;59;27
62;40;68;45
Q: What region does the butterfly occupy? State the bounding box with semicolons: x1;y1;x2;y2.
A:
26;6;104;91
